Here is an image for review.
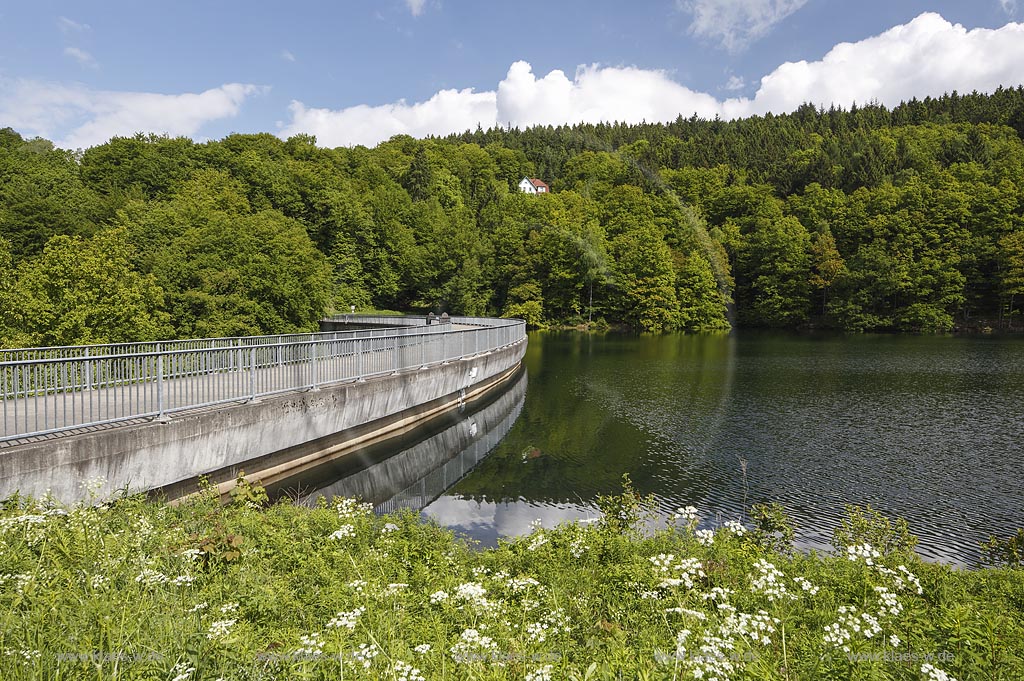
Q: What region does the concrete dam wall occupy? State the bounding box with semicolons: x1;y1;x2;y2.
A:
0;316;526;503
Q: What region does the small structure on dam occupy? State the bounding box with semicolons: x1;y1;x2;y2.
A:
0;315;526;503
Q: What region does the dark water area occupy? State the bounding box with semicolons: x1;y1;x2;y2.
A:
420;332;1024;567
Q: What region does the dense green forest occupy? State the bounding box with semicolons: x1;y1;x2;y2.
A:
2;87;1024;346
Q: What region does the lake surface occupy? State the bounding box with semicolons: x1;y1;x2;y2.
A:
419;332;1024;567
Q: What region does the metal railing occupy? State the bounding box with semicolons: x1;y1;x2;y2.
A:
1;316;525;444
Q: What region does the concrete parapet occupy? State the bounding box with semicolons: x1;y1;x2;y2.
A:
0;339;526;503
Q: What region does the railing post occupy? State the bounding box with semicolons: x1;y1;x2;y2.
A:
420;332;426;368
392;336;400;374
249;346;257;401
84;346;92;390
356;339;364;381
310;342;319;390
156;354;166;422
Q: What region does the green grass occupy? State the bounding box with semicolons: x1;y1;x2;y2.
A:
0;477;1021;680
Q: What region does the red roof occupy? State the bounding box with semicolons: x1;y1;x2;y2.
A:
529;178;549;191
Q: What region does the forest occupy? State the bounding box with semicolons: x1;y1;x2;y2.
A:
2;86;1024;347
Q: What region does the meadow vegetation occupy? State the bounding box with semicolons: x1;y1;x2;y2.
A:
0;476;1021;680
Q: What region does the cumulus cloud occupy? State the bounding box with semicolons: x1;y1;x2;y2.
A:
64;47;98;69
406;0;427;16
743;13;1024;116
0;80;265;149
679;0;809;52
57;16;90;33
496;60;725;126
280;88;496;148
281;13;1024;148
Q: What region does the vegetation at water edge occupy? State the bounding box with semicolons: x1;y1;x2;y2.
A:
1;477;1022;679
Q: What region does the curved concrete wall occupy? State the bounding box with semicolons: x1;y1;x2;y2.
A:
0;337;526;503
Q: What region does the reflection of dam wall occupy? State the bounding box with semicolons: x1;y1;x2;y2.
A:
302;370;526;512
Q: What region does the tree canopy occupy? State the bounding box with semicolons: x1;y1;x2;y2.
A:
2;86;1024;345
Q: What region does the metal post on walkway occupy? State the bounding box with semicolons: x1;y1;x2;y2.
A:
249;346;257;401
356;339;364;381
84;347;92;390
156;354;165;421
393;336;400;374
310;342;319;390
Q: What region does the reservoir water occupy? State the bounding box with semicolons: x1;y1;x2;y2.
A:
281;332;1024;567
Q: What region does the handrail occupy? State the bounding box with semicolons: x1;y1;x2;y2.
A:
1;316;525;444
0;314;448;363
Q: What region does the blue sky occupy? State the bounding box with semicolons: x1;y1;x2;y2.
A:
0;1;1022;149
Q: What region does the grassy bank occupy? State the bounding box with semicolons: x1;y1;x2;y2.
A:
1;477;1021;680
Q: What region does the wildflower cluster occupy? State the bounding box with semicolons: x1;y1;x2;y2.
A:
450;628;498;664
335;497;373;520
847;543;881;565
823;605;882;652
392;659;425;681
327;606;365;630
749;559;796;602
921;663;959;681
650;553;706;590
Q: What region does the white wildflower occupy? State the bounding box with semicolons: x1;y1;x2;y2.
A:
330;524;356;540
429;590;449;604
413;643;432;654
525;665;553;681
846;543;881;566
393;660;425;681
673;506;699;524
792;576;820;595
921;663;958;681
352;642;380;669
335;497;373;520
749;559;796;602
134;568;168;586
296;632;324;657
169;662;195;681
695;528;716;546
206;619;237;640
723;520;747;536
327;606;365;630
450;628;498;664
874;586;903;617
381;522;400;534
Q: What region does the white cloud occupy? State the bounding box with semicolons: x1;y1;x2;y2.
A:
281;13;1024;148
743;13;1024;116
724;75;746;90
679;0;809;52
1000;0;1018;16
405;0;427;16
280;87;496;148
57;16;90;33
0;80;266;149
64;47;98;69
496;60;725;126
281;49;296;62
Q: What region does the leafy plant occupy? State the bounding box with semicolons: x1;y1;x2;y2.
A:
831;504;918;557
748;501;796;554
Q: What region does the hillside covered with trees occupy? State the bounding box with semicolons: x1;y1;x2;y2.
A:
2;87;1024;346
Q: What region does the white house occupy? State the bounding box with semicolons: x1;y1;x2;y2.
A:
518;177;550;194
